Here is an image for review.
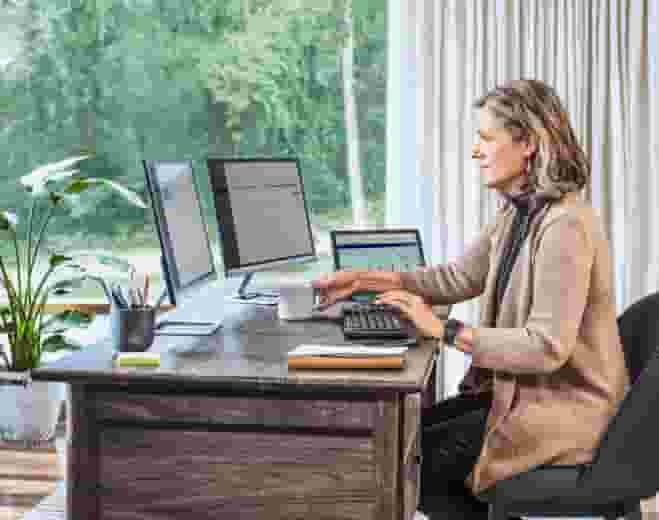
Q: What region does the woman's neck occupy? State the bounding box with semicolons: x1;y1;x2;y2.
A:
500;176;532;198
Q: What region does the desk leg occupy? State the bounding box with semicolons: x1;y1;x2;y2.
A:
66;384;99;520
434;350;444;403
421;355;438;411
401;394;421;520
375;399;400;520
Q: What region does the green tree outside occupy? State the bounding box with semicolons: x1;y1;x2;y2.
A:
0;0;387;269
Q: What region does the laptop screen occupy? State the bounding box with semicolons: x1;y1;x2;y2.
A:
331;229;426;272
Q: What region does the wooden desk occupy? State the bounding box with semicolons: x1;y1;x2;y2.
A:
32;299;439;520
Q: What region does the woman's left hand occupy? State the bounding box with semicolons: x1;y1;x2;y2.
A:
374;290;444;339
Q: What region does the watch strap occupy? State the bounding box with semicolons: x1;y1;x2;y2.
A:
442;318;464;346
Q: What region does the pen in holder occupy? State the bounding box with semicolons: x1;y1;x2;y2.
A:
110;304;156;352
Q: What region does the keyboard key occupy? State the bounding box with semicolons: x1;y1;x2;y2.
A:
342;306;409;340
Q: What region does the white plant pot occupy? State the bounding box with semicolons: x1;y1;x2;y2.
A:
0;376;65;442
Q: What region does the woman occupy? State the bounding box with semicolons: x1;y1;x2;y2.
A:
312;79;628;518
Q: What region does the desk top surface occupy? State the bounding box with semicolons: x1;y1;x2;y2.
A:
32;296;437;395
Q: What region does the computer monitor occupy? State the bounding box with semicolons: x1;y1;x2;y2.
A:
206;158;317;302
143;159;222;335
330;228;427;303
330;229;426;272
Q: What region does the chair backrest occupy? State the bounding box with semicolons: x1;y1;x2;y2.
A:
581;292;659;499
616;291;659;384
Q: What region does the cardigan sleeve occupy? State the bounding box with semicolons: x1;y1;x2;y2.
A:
470;214;594;374
398;219;498;305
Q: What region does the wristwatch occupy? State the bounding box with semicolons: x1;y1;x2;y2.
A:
442;318;464;346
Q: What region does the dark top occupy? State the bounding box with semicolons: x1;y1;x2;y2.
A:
492;191;550;321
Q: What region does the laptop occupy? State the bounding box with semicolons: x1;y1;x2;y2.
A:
330;228;426;303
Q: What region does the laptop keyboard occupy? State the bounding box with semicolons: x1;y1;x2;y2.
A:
342;304;409;340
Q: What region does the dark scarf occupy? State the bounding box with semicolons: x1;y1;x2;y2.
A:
491;190;551;322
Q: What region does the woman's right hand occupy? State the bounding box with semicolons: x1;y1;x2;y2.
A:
311;271;361;308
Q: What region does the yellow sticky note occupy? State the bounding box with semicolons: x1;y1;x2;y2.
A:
114;352;160;367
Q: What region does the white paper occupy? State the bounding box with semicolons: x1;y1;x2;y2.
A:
227;294;279;306
287;344;408;358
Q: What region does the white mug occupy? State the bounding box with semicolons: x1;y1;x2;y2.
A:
277;283;317;320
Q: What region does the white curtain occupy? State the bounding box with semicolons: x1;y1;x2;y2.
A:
386;0;659;397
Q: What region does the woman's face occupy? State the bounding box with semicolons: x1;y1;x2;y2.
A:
472;107;535;194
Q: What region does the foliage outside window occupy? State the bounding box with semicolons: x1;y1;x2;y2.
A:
0;0;387;300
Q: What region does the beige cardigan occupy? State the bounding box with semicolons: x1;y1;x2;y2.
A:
400;192;628;495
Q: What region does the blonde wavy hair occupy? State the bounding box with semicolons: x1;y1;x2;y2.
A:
474;79;589;198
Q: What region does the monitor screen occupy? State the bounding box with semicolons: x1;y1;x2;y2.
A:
143;160;217;305
331;229;426;272
207;158;316;277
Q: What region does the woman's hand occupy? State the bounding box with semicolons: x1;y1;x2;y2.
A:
374;290;444;339
311;271;361;308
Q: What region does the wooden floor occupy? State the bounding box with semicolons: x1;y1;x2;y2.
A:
0;442;60;520
1;438;657;520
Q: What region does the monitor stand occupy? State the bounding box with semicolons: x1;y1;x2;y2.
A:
152;255;223;336
229;273;279;305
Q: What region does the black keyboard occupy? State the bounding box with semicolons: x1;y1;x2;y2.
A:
342;304;409;340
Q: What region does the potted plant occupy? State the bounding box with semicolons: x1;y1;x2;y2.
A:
0;155;147;442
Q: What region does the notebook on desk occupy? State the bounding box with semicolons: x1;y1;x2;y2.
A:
287;343;408;369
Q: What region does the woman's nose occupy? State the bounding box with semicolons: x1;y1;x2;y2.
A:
471;145;481;160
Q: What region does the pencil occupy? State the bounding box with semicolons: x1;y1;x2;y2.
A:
143;273;150;307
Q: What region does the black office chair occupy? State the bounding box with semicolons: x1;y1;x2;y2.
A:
476;291;659;520
616;290;659;385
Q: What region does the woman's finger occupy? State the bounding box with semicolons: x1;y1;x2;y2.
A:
377;289;405;299
376;292;411;307
311;274;334;289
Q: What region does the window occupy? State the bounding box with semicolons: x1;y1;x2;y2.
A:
0;0;387;301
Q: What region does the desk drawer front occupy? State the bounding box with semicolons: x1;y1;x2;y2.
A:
93;393;377;431
98;427;376;520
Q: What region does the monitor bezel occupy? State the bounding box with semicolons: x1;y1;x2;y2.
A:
206;157;317;278
143;159;217;305
330;228;427;271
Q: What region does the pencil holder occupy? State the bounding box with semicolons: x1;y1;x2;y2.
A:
110;305;156;352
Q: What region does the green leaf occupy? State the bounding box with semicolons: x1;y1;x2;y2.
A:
20;155;90;195
0;307;12;333
43;328;67;335
48;278;85;295
0;211;17;231
50;309;94;328
41;334;82;353
60;179;92;194
49;254;72;269
48;192;65;207
63;178;148;209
